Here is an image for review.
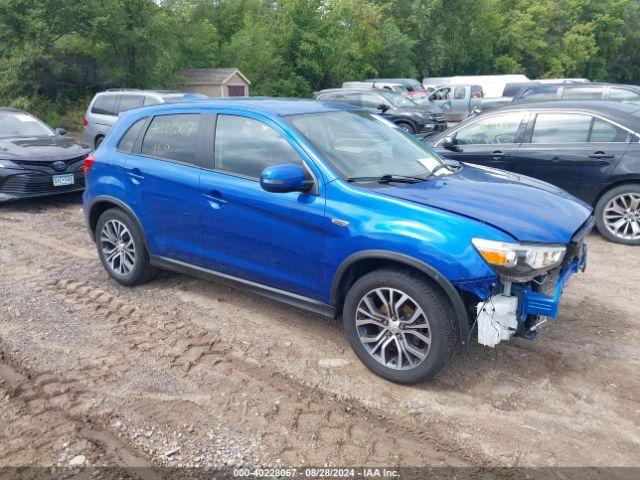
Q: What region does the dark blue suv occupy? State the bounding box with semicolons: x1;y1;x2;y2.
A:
83;98;592;384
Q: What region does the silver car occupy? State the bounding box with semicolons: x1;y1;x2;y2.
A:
82;89;206;149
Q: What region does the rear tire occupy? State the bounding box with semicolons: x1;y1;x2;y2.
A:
95;208;156;286
343;268;457;384
595;184;640;245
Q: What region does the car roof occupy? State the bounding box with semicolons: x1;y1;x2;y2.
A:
124;97;360;117
481;100;640;131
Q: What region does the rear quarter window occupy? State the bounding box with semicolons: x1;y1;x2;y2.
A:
117;118;147;153
91;95;118;116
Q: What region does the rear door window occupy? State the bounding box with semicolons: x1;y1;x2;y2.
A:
214;115;302;179
453;87;466;100
531;113;591;143
118;95;145;113
91;95;118;115
141;114;201;164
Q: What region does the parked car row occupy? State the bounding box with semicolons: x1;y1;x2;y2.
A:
3;85;639;382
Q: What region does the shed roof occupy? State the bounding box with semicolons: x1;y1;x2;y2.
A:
180;68;251;86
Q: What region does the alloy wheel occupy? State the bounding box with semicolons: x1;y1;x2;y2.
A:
603;193;640;241
355;288;431;370
100;219;136;275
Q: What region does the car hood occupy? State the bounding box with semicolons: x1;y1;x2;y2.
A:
375;163;592;244
0;136;90;161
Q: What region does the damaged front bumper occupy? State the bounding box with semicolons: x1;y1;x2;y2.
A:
521;244;587;320
456;240;589;348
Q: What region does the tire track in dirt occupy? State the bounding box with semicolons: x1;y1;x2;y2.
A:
1;218;470;468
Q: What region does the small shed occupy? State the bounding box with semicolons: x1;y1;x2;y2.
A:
180;68;251;97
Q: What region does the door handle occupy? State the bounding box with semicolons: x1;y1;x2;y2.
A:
126;168;145;183
491;151;508;158
202;190;228;209
588;152;615;159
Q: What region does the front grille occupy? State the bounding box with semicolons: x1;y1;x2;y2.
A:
12;154;88;169
0;169;85;195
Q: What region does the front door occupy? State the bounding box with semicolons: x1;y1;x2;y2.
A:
513;112;630;203
436;111;527;170
123;112;206;265
429;86;453;120
199;113;326;300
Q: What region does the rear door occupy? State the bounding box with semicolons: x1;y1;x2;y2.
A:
123;112;208;264
435;111;527;170
449;86;470;121
513;112;630;202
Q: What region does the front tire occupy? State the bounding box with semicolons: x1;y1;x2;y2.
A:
95;208;156;286
343;268;457;384
595;184;640;245
396;122;415;135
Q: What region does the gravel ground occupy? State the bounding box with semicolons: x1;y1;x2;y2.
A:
0;192;639;478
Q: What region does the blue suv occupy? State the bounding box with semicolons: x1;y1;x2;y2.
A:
83;98;592;384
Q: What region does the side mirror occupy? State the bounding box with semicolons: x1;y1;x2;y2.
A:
55;127;68;136
428;94;437;101
377;104;390;113
441;136;462;152
260;163;312;193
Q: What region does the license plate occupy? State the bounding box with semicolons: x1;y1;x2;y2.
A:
52;173;75;187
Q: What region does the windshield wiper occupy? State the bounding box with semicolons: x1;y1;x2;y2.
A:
346;174;426;184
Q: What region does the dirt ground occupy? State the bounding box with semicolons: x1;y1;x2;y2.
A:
0;192;639;477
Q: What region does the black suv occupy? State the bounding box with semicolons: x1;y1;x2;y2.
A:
314;88;446;136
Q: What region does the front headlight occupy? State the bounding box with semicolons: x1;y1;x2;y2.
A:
472;238;566;281
0;159;19;168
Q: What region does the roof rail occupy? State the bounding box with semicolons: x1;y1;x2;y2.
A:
105;88;141;92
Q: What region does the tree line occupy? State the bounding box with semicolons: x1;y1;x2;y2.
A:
0;0;638;122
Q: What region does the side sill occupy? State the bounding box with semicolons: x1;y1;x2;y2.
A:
150;255;336;318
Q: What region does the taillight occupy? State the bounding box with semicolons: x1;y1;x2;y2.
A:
84;155;95;174
82;118;88;126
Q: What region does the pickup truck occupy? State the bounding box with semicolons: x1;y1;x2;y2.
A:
428;84;511;122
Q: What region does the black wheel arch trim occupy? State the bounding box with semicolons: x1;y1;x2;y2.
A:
87;195;150;252
331;250;471;345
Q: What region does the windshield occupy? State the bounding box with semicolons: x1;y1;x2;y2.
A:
381;91;417;108
0;111;54;139
288;111;448;180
